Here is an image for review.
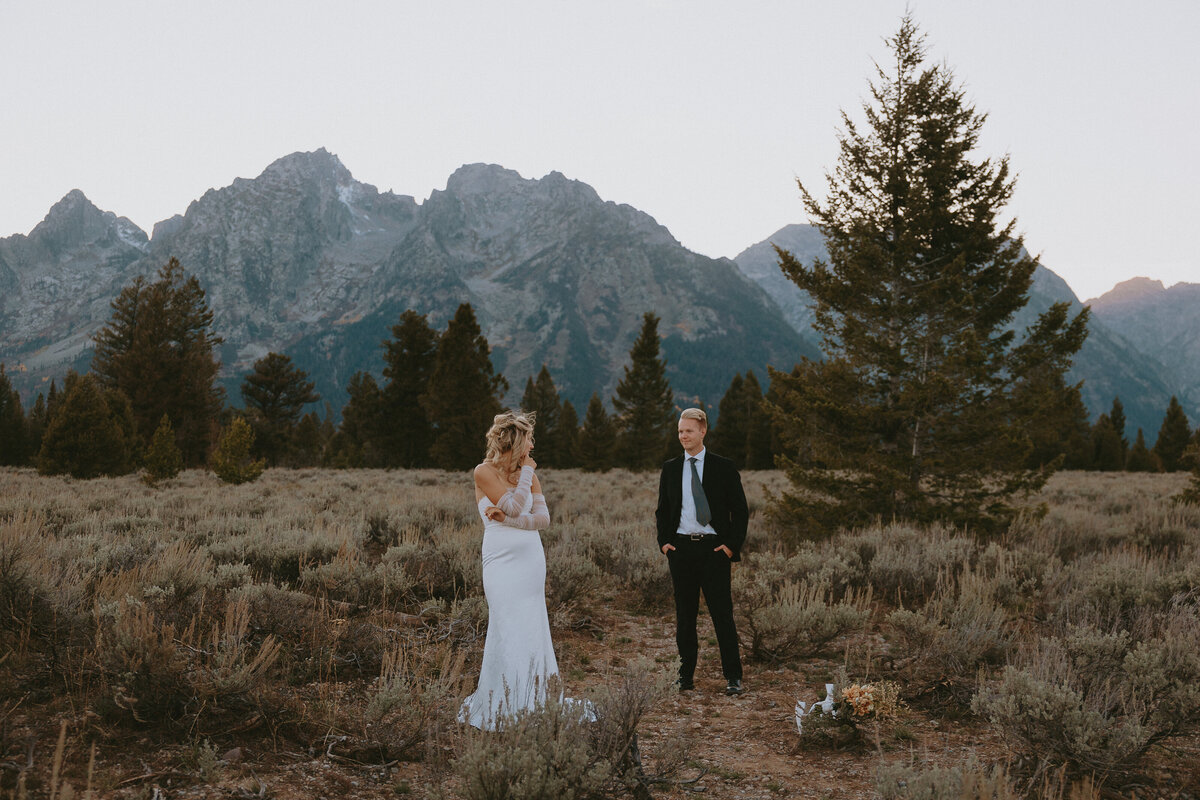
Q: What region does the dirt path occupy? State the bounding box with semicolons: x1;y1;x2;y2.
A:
566;609;1002;800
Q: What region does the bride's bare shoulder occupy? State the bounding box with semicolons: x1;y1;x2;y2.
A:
474;462;504;486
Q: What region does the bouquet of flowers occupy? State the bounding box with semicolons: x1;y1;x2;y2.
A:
795;680;905;749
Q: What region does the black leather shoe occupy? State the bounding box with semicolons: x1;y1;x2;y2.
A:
724;680;745;696
676;678;694;693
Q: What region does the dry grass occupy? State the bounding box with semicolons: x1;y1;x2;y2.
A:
0;467;1197;798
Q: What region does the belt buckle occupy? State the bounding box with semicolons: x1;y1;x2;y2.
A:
688;533;705;541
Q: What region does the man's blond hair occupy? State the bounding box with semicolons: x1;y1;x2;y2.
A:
679;407;707;430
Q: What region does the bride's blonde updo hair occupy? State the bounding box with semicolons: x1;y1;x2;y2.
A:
484;410;536;476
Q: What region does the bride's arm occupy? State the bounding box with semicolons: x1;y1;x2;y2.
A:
491;465;536;516
497;493;550;530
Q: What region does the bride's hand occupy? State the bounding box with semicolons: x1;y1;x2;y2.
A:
522;455;537;470
485;506;506;522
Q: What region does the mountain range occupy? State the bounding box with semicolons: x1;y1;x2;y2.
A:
0;149;1195;440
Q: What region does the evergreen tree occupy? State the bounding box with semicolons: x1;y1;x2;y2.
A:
1153;395;1192;472
709;374;748;467
768;17;1089;534
211;416;266;484
1125;428;1160;473
578;393;616;472
241;352;318;466
36;372;136;478
91;258;224;466
1109;397;1128;463
142;414;183;486
0;365;29;466
521;365;563;466
333;372;386;467
380;310;439;467
423;304;507;471
45;381;60;423
612;312;675;471
709;370;775;470
26;392;48;464
742;371;777;470
558;399;580;468
292;411;324;467
1090;414;1125;471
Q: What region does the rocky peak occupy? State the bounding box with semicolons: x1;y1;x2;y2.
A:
255;147;354;188
1087;277;1168;309
28;190;147;255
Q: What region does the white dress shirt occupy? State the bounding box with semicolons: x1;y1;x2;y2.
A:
676;447;718;536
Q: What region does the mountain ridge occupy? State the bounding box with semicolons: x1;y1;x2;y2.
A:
0;150;812;415
1;152;1193;439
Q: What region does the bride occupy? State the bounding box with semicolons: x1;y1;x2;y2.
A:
459;410;561;729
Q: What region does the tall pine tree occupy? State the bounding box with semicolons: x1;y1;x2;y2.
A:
241;352;318;466
558;399;580;467
1090;414;1125;471
91;258;224;466
423;304;507;471
380;310;439;467
742;371;777;470
709;374;748;467
612;312;675;471
0;365;29;466
334;372;386;467
1126;428;1160;473
769;17;1088;534
1153;395;1192;472
521;365;563;466
578;393;616;472
1109;397;1128;464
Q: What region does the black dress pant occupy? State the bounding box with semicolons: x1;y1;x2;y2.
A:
667;538;742;683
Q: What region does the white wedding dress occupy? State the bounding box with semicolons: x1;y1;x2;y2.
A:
459;467;559;729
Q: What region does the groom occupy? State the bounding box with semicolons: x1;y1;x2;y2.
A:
656;408;748;695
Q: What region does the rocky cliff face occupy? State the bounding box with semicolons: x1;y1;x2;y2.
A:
0;190;149;381
1;150;811;412
734;224;1194;438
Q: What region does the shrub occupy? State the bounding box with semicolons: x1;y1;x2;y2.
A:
546;534;603;609
839;523;975;604
454;660;677;800
454;681;611;800
93;599;190;724
385;532;480;603
211;417;266;485
884;569;1014;705
876;755;1021;800
1049;546;1197;625
972;602;1200;788
361;639;465;762
736;575;872;663
300;541;413;607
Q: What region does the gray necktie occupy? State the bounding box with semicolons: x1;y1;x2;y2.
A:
690;457;711;526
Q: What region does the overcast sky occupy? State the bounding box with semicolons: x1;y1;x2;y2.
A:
3;1;1197;301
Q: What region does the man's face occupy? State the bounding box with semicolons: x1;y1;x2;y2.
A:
678;417;706;455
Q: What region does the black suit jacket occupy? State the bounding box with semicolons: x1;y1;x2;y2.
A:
656;451;749;562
